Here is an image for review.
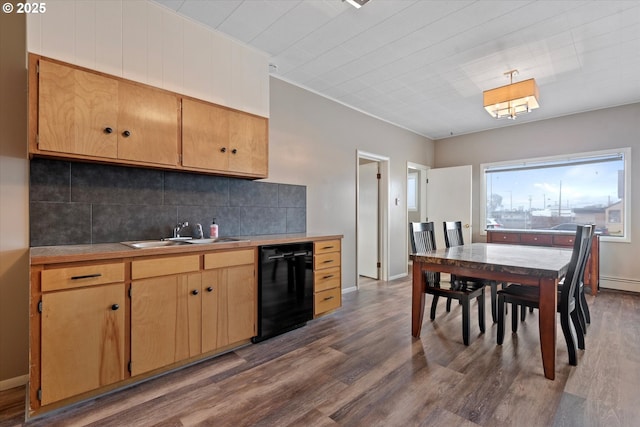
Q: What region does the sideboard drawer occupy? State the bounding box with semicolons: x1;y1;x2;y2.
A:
552;235;576;247
490;232;521;244
520;234;553;246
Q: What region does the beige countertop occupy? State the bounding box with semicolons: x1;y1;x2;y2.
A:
31;233;343;265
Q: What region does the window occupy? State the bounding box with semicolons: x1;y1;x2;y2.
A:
480;148;631;241
407;172;418;211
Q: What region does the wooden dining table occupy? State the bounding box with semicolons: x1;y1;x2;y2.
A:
411;242;573;380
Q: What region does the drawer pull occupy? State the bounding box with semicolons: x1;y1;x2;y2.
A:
192;289;199;295
322;245;335;250
323;260;334;264
71;273;102;280
323;296;335;301
323;274;334;279
111;304;119;311
206;286;214;292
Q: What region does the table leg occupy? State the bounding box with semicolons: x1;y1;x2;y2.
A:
412;261;425;337
538;277;558;380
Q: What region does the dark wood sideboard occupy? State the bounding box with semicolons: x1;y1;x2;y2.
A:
486;229;599;295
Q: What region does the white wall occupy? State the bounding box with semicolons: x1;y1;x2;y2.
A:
0;12;29;388
267;78;433;289
434;103;640;292
27;0;269;117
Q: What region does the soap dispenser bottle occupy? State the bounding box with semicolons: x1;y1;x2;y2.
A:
210;218;218;239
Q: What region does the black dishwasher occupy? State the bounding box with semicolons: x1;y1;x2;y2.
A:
252;242;314;343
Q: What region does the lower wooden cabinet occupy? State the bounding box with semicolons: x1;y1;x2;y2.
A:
203;249;256;349
130;272;202;376
38;262;126;406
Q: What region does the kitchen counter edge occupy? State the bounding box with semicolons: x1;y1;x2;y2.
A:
30;233;343;265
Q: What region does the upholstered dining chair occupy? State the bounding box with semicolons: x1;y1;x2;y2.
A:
496;224;591;366
410;222;485;345
443;221;502;323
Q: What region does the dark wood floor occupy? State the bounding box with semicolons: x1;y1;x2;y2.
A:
2;273;640;426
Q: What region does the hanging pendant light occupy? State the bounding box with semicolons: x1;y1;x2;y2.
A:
483;70;539;119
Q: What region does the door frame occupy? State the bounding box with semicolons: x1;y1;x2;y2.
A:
406;162;428;269
356;150;390;285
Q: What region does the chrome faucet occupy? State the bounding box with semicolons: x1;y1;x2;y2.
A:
173;221;189;238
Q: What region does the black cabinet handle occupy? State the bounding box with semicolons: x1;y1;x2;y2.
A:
323;274;334;279
220;147;227;153
71;273;101;280
323;260;334;264
323;296;334;301
231;148;238;154
111;304;119;311
122;130;131;137
104;127;113;134
191;289;199;295
206;286;213;292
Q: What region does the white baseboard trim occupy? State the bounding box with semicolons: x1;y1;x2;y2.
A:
0;374;28;391
342;285;357;293
388;272;408;281
600;276;640;293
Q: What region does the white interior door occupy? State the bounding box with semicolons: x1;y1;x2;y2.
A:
427;165;473;249
358;160;379;279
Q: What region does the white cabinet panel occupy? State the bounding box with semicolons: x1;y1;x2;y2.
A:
122;0;148;83
183;22;213;99
73;0;96;70
94;0;122;76
146;1;165;89
231;44;270;117
40;0;75;64
26;14;42;54
210;33;233;107
161;10;184;93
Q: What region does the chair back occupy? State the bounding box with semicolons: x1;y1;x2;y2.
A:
443;221;464;248
410;222;436;253
575;223;595;287
559;224;592;309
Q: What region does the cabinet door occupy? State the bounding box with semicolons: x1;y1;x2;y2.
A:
117;81;179;166
224;264;256;345
41;283;125;405
38;59;118;158
130;273;201;376
201;269;220;353
228;110;268;176
182;98;230;171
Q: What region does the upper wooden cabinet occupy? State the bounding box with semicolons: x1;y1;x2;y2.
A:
30;54;268;179
182;98;268;178
37;58;180;167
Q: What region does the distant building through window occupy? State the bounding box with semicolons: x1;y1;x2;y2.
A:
480;148;630;240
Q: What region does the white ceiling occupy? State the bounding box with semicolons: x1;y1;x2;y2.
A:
152;0;640;140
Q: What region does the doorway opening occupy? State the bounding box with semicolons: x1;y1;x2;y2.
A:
406;162;428;270
356;151;389;287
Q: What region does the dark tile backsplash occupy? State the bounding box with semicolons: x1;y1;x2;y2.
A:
30;158;307;246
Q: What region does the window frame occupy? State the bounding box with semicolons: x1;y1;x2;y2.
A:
479;147;631;243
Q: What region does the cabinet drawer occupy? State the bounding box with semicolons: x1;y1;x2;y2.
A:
314;251;341;270
132;255;200;280
204;249;254;269
520;234;553;246
490;232;521;244
314;266;341;292
314;287;341;316
553;235;576;247
314;239;341;255
41;263;124;292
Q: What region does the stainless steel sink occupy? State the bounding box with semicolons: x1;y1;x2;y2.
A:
121;237;247;249
185;237;245;244
121;240;190;249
